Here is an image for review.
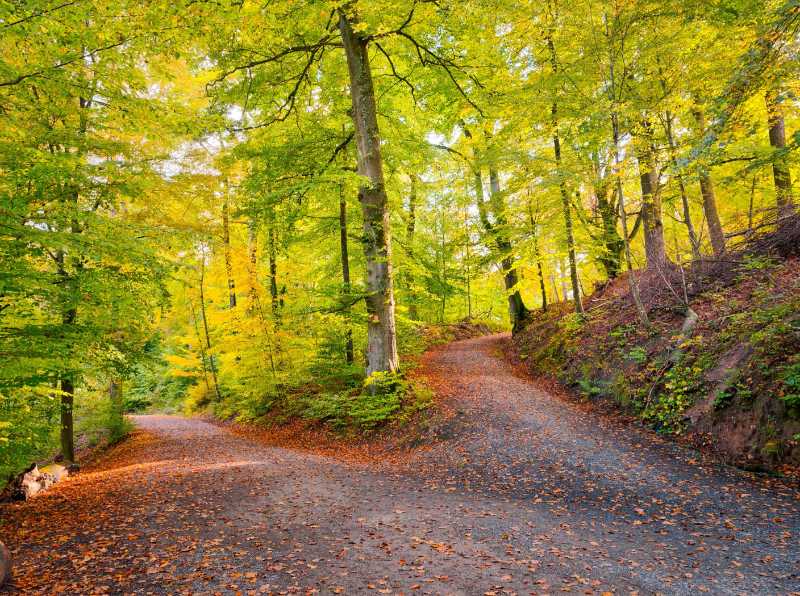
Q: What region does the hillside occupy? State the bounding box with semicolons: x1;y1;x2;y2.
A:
513;222;800;472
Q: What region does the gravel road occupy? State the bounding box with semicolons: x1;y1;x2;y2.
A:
2;334;798;594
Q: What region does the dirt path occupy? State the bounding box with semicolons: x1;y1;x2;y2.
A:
2;335;799;594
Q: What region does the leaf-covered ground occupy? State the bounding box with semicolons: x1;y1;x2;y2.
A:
2;335;799;594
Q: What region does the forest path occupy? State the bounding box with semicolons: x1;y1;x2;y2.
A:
2;335;799;594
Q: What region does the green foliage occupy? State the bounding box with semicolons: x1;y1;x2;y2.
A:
748;304;796;352
610;324;636;341
294;372;430;432
713;388;734;410
0;383;131;481
576;364;602;398
560;313;585;336
780;363;800;416
74;388;131;448
643;364;704;433
576;377;603;398
0;388;59;482
626;346;648;365
346;391;403;431
739;254;778;273
609;372;633;408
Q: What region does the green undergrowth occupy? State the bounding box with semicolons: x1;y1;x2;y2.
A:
174;320;492;435
1;383;130;485
514;256;800;467
264;371;435;433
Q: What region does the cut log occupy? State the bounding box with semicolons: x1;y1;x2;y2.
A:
8;463;69;501
20;465;43;499
40;464;69;483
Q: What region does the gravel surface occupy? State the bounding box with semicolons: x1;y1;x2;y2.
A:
1;334;798;594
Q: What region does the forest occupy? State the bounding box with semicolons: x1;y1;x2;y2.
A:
2;0;800;496
2;0;800;592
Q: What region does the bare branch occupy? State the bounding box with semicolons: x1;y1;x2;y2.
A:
325;131;355;166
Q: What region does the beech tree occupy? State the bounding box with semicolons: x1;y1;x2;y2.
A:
1;0;797;476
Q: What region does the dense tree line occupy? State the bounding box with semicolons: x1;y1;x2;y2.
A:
1;0;797;473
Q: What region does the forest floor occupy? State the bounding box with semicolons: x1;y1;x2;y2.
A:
2;335;799;594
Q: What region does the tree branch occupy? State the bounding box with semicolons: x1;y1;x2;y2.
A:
1;38;131;87
374;42;417;104
395;30;484;116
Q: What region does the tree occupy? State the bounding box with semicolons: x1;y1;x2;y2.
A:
338;8;400;375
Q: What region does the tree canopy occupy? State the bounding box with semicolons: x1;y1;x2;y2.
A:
1;0;797;474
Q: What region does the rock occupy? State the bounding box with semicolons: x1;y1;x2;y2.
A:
0;540;9;587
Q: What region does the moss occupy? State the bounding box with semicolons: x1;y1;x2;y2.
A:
513;257;800;466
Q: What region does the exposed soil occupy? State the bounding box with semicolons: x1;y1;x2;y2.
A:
2;335;799;594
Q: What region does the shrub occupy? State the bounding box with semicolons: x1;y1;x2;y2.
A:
781;363;800;417
643;364;703;433
626;346;648;365
0;387;59;482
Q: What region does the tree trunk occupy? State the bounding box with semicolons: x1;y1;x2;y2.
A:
595;185;624;279
611;113;649;325
60;376;75;464
691;108;726;256
56;94;92;465
550;271;560;303
463;208;472;319
487;167;530;332
527;204;549;311
636;118;668;271
0;540;10;588
765;87;795;226
467;129;529;331
664;111;702;259
339;10;399;375
199;258;222;401
189;298;212;392
439;207;447;323
547;34;583;315
247;220;259;313
109;379;123;432
405;174;419;320
222;198;236;308
55;229;78;464
339;191;354;365
268;223;280;321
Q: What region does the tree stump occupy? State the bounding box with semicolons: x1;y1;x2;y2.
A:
0;540;10;587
